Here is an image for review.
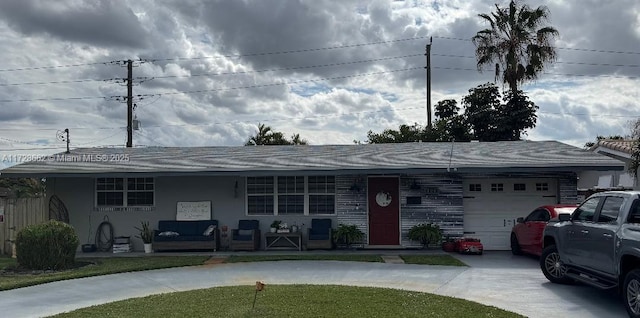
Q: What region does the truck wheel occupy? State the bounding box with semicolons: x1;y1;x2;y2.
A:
540;245;571;284
510;233;522;255
624;269;640;318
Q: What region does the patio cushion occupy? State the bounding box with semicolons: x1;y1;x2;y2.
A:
309;233;330;240
158;220;218;236
238;220;259;230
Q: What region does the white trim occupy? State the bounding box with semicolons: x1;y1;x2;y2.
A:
245;176;337;216
94;177;155;208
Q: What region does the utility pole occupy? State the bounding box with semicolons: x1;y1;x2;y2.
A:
425;37;432;129
126;60;133;148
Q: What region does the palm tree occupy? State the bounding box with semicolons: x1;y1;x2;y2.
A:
472;1;559;94
245;123;307;145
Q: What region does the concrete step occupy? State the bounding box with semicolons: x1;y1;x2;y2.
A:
381;255;405;264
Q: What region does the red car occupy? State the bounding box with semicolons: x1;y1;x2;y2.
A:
510;204;578;256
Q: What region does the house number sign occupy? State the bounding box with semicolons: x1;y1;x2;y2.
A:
375;191;392;207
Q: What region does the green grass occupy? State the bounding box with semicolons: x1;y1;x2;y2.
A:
0;256;208;291
50;284;523;318
400;254;468;266
225;254;383;263
0;254;466;292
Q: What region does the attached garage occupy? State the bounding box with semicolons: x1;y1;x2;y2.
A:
462;178;559;250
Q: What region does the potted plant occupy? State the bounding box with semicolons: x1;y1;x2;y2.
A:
407;223;442;249
333;224;364;249
270;220;282;233
134;221;154;253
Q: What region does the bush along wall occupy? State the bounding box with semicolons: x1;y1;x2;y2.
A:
15;220;79;270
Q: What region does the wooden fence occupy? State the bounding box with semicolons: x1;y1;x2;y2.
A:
0;197;47;256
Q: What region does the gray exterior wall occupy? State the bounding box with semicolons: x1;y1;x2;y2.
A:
335;175;368;244
48;176;338;252
399;175;463;247
47;171;579;251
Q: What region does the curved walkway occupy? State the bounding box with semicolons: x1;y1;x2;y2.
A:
0;252;627;318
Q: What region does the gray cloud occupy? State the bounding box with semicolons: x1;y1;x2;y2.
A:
0;0;149;48
0;0;638;157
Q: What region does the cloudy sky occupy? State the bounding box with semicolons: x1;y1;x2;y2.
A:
0;0;639;164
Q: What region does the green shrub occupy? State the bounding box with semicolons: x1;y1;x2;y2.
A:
408;223;442;248
15;220;79;270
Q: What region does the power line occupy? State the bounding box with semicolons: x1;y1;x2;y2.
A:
1;33;640;77
136;67;422;99
0;61;110;73
0;77;119;87
148;37;433;62
0;126;124;131
0;95;105;103
142;54;424;81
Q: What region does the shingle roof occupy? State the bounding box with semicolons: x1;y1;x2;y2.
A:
0;140;624;177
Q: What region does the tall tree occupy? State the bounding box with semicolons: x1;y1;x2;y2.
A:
433;99;471;142
495;89;538;140
462;83;500;141
473;0;559;95
245;123;307;146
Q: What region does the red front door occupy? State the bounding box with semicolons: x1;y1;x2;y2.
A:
368;177;400;245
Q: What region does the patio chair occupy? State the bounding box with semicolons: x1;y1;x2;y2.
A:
230;219;261;251
307;218;333;250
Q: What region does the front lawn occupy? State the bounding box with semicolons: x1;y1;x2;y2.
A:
0;253;467;291
225;254;383;263
50;284;523;318
400;254;468;266
0;256;209;291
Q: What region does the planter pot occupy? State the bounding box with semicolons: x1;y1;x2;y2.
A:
143;243;153;253
442;242;455;252
270;227;277;233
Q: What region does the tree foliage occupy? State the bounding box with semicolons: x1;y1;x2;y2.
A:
630;120;640;178
473;0;559;95
583;135;624;149
364;83;537;143
366;123;426;144
0;178;45;198
245;123;308;146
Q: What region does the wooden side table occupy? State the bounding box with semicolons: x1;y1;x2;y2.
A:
265;232;302;251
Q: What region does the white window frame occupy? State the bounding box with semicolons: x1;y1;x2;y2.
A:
95;177;155;207
536;182;549;191
245;176;336;216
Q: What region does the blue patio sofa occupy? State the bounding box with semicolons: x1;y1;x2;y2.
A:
153;220;220;252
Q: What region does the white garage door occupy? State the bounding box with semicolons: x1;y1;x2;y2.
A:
463;178;559;250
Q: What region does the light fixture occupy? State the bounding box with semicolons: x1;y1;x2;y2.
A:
234;181;239;198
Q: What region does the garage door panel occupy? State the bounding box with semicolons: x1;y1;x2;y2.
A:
462;178;558;250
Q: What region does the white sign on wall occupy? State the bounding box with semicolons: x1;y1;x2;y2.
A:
176;201;211;221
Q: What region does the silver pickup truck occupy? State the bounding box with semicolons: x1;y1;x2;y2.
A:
541;191;640;317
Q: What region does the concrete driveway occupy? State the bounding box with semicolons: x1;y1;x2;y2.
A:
0;251;627;317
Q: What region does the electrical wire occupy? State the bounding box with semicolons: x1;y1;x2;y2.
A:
0;67;421;103
141;54;424;81
141;67;423;98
